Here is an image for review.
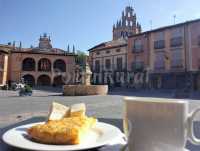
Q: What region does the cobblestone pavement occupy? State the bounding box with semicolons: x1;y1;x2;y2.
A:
1;88;200;128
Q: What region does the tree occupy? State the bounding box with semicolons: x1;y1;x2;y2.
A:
76;50;87;69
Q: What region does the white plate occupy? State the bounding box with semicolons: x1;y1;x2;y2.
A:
2;122;122;151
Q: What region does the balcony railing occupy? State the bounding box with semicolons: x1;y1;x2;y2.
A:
132;62;144;71
171;59;183;68
154;40;165;49
92;64;126;73
132;45;143;53
154;62;165;71
170;37;183;47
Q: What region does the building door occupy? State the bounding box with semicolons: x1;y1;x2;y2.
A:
37;75;51;86
23;75;35;86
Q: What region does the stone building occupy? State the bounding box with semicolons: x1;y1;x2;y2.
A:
128;19;200;90
0;34;76;87
0;46;9;86
127;32;150;87
88;39;127;86
89;6;141;86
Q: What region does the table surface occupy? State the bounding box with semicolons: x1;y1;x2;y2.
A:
1;117;200;151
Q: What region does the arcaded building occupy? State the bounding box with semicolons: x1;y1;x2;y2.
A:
0;46;9;86
0;34;76;86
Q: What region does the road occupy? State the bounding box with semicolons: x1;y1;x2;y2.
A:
0;88;200;127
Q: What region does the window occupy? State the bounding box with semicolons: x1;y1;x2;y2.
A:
116;49;121;52
128;12;131;17
106;50;110;54
0;72;3;82
130;21;133;26
95;60;100;72
133;39;143;52
126;20;128;26
53;59;66;72
96;52;100;55
105;59;111;70
116;57;123;71
22;58;36;71
0;64;3;71
170;37;183;47
154;40;165;49
38;58;51;72
171;49;182;68
132;62;144;71
198;59;200;69
198;36;200;46
154;52;165;70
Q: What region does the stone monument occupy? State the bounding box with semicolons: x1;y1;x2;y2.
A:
63;60;108;96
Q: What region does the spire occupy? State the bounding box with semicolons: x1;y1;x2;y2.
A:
113;24;115;29
122;11;125;17
73;45;75;54
43;33;47;37
119;20;122;27
12;41;15;47
67;45;70;53
19;41;22;50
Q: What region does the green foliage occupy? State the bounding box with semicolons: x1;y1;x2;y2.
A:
24;84;32;93
76;50;87;68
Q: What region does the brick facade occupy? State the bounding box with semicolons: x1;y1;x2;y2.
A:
0;34;76;87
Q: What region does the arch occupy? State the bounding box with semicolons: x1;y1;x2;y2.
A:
22;74;35;86
37;75;51;86
38;58;51;72
53;59;66;72
53;75;65;86
22;58;35;71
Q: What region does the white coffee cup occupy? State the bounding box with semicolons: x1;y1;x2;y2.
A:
123;97;200;151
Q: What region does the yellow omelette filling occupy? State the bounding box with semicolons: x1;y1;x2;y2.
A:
27;116;97;145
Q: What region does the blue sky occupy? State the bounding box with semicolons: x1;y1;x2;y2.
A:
0;0;200;52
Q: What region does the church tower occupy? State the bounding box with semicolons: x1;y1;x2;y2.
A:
38;33;52;49
113;6;142;40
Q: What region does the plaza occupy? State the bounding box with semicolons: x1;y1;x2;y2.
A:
1;88;200;128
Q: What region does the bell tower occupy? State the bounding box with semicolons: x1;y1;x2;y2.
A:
39;33;52;49
113;6;142;40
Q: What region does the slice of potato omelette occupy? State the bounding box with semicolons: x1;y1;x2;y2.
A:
27;116;97;145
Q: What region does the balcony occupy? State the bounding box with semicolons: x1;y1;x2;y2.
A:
171;59;183;69
170;37;183;47
154;40;165;50
154;62;165;71
132;62;144;72
132;45;143;53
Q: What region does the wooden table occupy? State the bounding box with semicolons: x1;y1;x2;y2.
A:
1;117;200;151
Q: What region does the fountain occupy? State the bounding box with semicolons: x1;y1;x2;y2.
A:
63;62;108;96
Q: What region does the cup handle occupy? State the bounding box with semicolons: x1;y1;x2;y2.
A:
188;108;200;145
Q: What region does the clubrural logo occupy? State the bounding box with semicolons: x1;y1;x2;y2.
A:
53;68;149;86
